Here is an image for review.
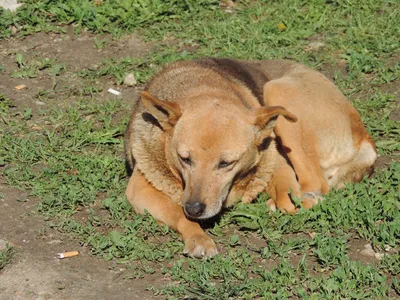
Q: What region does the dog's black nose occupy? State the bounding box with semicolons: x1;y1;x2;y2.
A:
185;202;206;217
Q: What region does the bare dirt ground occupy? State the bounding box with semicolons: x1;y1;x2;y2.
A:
0;29;153;109
0;183;163;300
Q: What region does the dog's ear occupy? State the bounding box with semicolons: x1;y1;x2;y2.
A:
252;106;297;144
141;91;182;131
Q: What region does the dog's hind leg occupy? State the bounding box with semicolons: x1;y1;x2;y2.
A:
266;162;326;213
325;139;377;189
126;168;218;258
264;80;330;197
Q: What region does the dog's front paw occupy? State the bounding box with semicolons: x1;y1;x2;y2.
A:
183;233;218;259
302;191;325;209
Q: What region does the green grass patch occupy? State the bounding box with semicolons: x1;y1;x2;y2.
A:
0;0;219;38
0;93;14;115
0;244;15;271
158;256;390;299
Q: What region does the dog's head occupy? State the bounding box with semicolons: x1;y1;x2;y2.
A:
141;91;297;219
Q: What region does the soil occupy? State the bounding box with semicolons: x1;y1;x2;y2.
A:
0;30;153;113
0;183;164;300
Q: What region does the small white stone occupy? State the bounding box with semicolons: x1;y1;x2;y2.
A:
384;244;392;252
360;248;376;257
10;25;17;35
308;42;325;50
123;73;137;86
360;244;375;257
0;0;23;12
364;243;373;250
375;252;385;260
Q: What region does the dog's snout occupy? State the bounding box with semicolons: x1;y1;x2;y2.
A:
185;202;206;217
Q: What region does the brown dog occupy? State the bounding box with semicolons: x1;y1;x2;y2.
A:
124;58;377;258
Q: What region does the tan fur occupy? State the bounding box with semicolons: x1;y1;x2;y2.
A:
124;58;377;258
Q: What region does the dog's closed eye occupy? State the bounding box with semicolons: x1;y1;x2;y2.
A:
179;155;192;166
218;160;236;169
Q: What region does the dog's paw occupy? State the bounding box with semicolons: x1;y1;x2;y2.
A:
267;198;298;214
302;191;325;209
265;198;277;212
183;233;218;259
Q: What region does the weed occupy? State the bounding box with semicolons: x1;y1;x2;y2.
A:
11;53;62;79
312;235;348;268
0;244;15;271
0;93;14;114
93;37;108;49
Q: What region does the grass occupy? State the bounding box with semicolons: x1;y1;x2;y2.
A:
0;244;15;271
0;0;399;298
0;0;219;38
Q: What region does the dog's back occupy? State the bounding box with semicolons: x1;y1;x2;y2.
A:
145;58;272;107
